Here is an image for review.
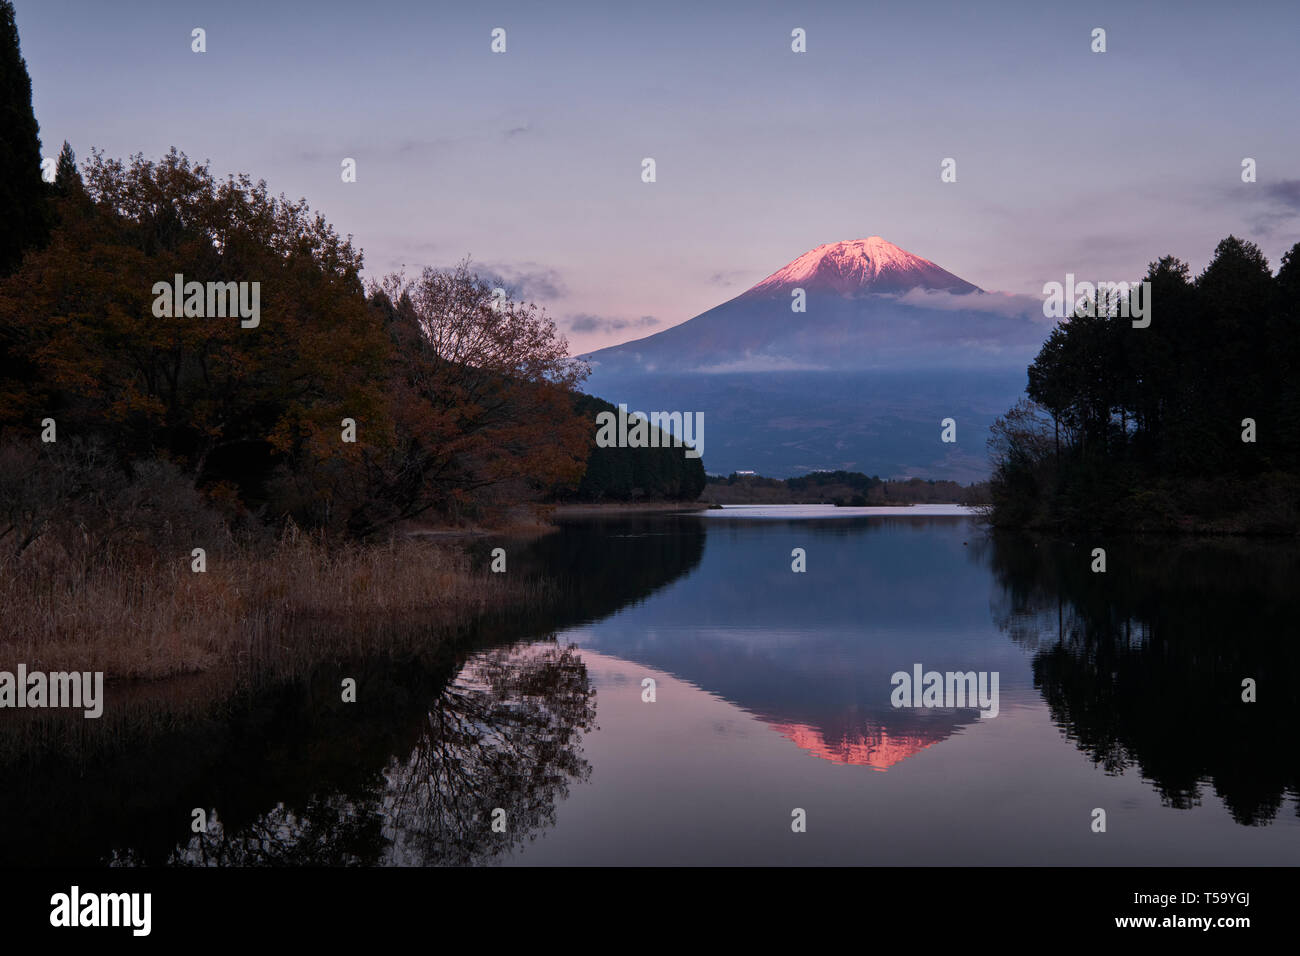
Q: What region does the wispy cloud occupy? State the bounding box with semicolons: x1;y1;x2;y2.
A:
693;354;828;373
477;262;568;301
567;313;659;333
1246;179;1300;237
890;288;1046;322
705;269;750;288
395;136;460;156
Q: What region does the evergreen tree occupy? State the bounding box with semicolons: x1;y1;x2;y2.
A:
0;0;47;274
53;140;80;194
991;237;1300;532
567;394;705;501
1272;243;1300;470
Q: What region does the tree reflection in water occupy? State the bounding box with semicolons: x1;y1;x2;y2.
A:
165;641;595;865
982;534;1300;826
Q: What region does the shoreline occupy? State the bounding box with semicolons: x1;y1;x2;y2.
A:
0;534;540;686
396;500;709;538
550;501;708;516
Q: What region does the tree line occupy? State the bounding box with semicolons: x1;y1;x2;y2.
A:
704;470;989;506
0;147;702;549
987;236;1300;533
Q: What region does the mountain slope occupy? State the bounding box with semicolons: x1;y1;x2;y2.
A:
580;238;1045;479
745;236;980;297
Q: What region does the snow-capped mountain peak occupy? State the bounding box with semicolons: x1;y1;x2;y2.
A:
746;237;980;297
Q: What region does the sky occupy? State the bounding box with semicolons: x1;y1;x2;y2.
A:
15;0;1300;354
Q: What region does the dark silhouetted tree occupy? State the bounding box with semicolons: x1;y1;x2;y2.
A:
0;0;47;274
53;140;80;195
990;237;1300;531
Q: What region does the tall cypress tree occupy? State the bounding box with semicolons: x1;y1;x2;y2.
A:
0;0;47;275
53;139;80;194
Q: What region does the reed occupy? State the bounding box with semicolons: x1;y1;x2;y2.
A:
0;525;543;684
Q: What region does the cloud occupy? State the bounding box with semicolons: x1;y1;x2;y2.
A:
1263;179;1300;211
706;269;750;287
395;136;461;156
1247;179;1300;236
693;354;828;373
1210;178;1300;238
291;135;461;165
477;262;568;300
567;313;660;333
890;288;1046;321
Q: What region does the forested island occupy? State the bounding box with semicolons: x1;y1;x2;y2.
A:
703;470;989;506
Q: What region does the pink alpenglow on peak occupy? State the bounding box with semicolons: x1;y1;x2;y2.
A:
745;237;981;298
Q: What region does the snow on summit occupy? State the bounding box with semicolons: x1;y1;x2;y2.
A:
747;237;981;297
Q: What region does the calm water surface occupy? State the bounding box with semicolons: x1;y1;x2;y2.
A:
4;507;1298;866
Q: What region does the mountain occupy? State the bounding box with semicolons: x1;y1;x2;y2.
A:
580;238;1048;481
746;236;980;297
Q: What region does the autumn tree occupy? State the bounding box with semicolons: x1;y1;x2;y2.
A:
322;264;591;535
1;146;604;538
0;148;391;527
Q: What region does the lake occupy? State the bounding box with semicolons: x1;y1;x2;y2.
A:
3;506;1298;866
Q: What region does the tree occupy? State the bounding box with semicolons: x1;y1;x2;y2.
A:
334;265;591;535
986;398;1055;528
0;148;391;529
1193;236;1274;472
1274;243;1300;469
991;237;1300;531
1126;256;1194;469
567;393;706;502
53;140;81;195
0;0;47;274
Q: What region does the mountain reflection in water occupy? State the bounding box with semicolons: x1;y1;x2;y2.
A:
2;511;1297;866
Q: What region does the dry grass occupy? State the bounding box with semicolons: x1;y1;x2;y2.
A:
0;523;542;684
